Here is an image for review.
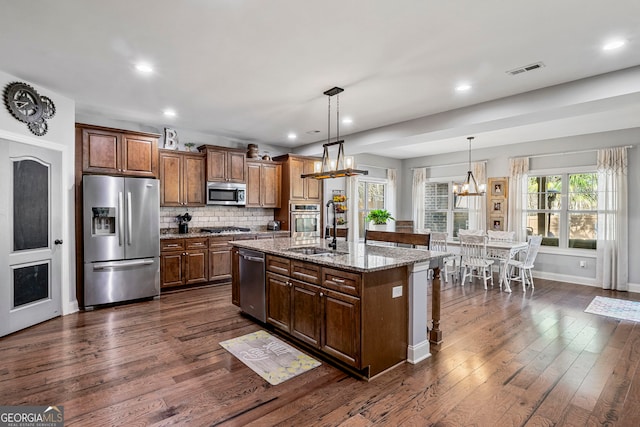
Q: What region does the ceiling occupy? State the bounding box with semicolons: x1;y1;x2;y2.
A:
2;0;640;158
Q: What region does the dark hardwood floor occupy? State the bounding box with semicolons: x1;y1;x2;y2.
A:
2;277;640;426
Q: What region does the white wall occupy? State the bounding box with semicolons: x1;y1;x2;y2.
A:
400;127;640;289
0;70;77;314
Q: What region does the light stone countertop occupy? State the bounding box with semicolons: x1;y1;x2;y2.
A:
232;237;451;273
160;230;289;239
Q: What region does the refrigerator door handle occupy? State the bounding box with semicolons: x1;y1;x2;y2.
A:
93;259;155;270
127;191;133;246
118;191;124;246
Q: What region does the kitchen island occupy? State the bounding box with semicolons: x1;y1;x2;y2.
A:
231;237;448;379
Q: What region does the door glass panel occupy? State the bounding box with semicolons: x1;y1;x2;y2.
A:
13;159;49;251
14;263;50;308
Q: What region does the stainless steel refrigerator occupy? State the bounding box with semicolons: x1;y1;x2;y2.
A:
83;175;160;308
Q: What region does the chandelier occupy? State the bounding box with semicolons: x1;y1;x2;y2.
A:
301;86;368;180
453;136;486;196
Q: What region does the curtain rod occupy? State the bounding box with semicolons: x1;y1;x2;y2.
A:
410;159;488;170
513;144;633;160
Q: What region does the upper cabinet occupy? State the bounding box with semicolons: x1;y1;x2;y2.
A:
77;123;159;178
199;145;247;183
274;154;322;203
246;160;282;208
159;150;206;207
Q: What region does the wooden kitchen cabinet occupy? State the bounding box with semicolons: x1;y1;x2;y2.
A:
266;271;292;332
246;160;282;208
159;150;206;207
209;236;232;281
78;124;159;177
160;237;208;288
320;288;361;367
274;154;322;202
200;145;247;183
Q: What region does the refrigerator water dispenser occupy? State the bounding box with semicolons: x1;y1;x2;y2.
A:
91;207;116;235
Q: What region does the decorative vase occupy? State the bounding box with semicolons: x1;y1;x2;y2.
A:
369;222;395;232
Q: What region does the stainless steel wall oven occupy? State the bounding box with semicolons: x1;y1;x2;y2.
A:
290;203;321;238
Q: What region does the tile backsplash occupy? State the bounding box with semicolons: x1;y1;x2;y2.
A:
160;206;275;231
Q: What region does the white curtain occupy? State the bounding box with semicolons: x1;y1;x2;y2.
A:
467;161;487;230
508;157;529;242
596;147;628;291
412;168;426;231
346;175;360;243
387;168;397;217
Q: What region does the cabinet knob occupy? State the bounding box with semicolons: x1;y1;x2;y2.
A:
287;281;292;287
319;292;324;297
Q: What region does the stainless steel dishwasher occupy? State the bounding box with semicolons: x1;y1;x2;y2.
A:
238;248;266;322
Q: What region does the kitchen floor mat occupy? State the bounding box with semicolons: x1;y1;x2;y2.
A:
585;296;640;322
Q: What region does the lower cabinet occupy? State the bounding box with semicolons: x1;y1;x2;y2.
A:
265;255;362;369
161;238;209;288
209;236;232;281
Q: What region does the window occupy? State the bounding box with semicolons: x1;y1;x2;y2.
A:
424;181;468;237
525;172;597;249
358;180;386;236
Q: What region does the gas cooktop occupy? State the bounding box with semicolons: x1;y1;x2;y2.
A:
201;226;251;234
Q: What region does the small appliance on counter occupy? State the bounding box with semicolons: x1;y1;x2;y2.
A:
176;212;192;234
267;220;281;231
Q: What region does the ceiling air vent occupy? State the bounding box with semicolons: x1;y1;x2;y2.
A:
506;62;545;76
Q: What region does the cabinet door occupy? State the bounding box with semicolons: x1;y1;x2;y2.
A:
206;149;226;182
261;163;281;208
161;252;184;288
304;160;321;201
245;162;262;207
291;280;321;347
184;249;208;285
159;151;183;206
122;134;158;177
209;241;232;281
227;151;246;183
266;272;291;333
290;158;306;200
82;127;121;173
321;290;361;368
183;154;205;206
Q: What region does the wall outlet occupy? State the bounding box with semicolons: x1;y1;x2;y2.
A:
392;286;403;298
579;260;587;268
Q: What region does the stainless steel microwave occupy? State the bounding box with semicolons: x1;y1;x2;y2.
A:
206;182;246;206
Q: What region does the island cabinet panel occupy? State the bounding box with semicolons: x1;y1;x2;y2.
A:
231;247;240;306
291;280;321;347
322;268;361;297
266;272;292;333
266;255;291;276
321;289;361;368
291;261;321;285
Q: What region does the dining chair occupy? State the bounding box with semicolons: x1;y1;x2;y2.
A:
506;235;543;291
487;230;516;281
459;234;494;289
429;232;458;283
458;229;486;237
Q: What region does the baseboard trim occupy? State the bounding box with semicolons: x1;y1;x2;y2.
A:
533;272;640;294
407;340;431;364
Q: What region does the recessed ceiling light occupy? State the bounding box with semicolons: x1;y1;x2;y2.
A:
163;109;176;117
455;84;472;92
342;117;353;124
603;39;626;51
287;132;297;140
135;62;154;74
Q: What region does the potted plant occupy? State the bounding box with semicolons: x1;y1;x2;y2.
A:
365;209;395;231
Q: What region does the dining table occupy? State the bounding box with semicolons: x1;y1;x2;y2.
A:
446;239;528;293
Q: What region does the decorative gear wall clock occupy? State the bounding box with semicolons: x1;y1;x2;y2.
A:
3;82;56;136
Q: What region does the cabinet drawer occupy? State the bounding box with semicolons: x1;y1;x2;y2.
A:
185;238;209;250
292;261;321;285
209;236;232;249
322;267;361;297
161;239;185;252
266;255;291;276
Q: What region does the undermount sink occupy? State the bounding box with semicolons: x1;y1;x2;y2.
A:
286;246;348;256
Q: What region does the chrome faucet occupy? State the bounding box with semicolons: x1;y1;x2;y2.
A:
326;200;338;250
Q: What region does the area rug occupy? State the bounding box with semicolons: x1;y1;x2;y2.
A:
584;296;640;322
219;330;321;385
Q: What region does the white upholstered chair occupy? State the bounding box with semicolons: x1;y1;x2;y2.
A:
429;232;457;283
506;235;543;291
459;234;494;289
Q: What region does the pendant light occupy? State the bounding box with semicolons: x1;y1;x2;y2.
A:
301;86;368;179
453;136;486;196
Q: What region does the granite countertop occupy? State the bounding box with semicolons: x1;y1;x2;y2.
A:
160;230;289;239
232;237;450;273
